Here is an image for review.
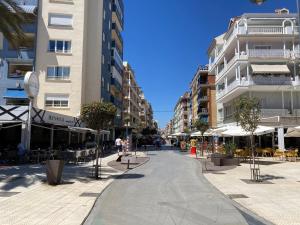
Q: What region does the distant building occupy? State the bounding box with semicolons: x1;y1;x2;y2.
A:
173;92;190;133
190;65;217;128
122;62;142;129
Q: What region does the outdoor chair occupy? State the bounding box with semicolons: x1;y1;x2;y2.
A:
273;149;285;161
255;148;263;157
285;149;298;162
262;148;273;157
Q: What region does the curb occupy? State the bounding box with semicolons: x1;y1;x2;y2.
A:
81;155;150;225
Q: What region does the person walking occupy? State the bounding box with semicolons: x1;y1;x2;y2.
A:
115;137;122;155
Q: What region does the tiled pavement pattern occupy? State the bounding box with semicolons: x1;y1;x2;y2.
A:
0;152;146;225
204;158;300;225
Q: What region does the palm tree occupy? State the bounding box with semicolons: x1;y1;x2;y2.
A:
0;0;26;47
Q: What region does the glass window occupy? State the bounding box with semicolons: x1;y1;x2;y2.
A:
45;95;69;108
48;40;71;53
49;40;56;52
47;66;70;79
49;13;73;27
47;67;55;77
64;41;71;53
56;41;64;52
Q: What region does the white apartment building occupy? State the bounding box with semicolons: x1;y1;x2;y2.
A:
173;92;190;134
122;62;142;129
208;9;300;149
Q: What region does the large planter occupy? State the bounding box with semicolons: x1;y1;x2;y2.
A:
46;160;64;185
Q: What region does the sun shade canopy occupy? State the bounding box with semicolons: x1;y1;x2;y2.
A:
251;64;290;74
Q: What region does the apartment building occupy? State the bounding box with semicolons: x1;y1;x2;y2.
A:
165;119;174;136
173;92;190;133
0;0;38;106
122;62;142;129
208;9;300;149
34;0;124;119
190;65;217;128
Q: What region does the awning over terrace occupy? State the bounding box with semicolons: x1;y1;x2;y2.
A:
3;89;28;99
251;64;290;74
221;125;275;137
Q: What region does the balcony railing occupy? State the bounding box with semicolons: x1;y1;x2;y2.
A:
112;0;124;29
247;26;283;34
248;49;290;58
209;26;299;71
112;23;123;46
111;47;123;70
252;75;292;85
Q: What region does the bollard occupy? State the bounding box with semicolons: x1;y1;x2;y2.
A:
127;159;130;169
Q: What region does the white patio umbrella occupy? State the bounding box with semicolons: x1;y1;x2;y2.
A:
190;130;213;137
285;127;300;137
222;125;275;137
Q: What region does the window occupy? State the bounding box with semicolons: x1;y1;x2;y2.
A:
103;10;106;20
48;40;71;53
8;63;33;78
102;54;105;64
45;94;69;108
49;13;73;27
103;33;105;42
47;66;70;80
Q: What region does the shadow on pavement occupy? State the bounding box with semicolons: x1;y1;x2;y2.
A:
115;173;145;180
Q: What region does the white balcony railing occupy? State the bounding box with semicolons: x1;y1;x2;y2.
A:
209;26;300;71
247;26;283;34
248;49;290;58
217;79;249;100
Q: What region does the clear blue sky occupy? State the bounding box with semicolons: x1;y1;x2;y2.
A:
123;0;297;128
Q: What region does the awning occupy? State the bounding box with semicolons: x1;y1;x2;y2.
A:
68;127;110;135
3;89;28;99
8;5;37;15
222;125;275;137
171;132;189;137
191;130;213;137
19;5;38;15
285;127;300;137
251;64;290;74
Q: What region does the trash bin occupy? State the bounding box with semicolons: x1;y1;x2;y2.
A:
46;160;64;185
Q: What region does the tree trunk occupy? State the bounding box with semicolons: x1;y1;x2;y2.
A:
95;132;100;179
250;134;255;167
202;135;204;156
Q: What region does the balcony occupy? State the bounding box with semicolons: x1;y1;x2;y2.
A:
247;26;283;35
111;77;122;91
209;26;299;72
198;108;208;115
198;96;208;102
111;47;123;71
248;49;290;59
112;0;124;30
112;23;123;50
252;75;292;85
217;79;249;100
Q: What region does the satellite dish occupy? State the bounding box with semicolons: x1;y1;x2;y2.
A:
24;72;39;98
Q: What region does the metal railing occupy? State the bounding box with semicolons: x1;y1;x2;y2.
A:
247;26;283;34
248;49;290;58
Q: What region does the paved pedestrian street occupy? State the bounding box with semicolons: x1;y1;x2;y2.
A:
0;153;125;225
84;150;269;225
204;157;300;225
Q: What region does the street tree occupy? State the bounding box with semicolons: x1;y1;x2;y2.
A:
81;102;117;179
234;96;261;179
193;119;209;155
0;0;27;47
